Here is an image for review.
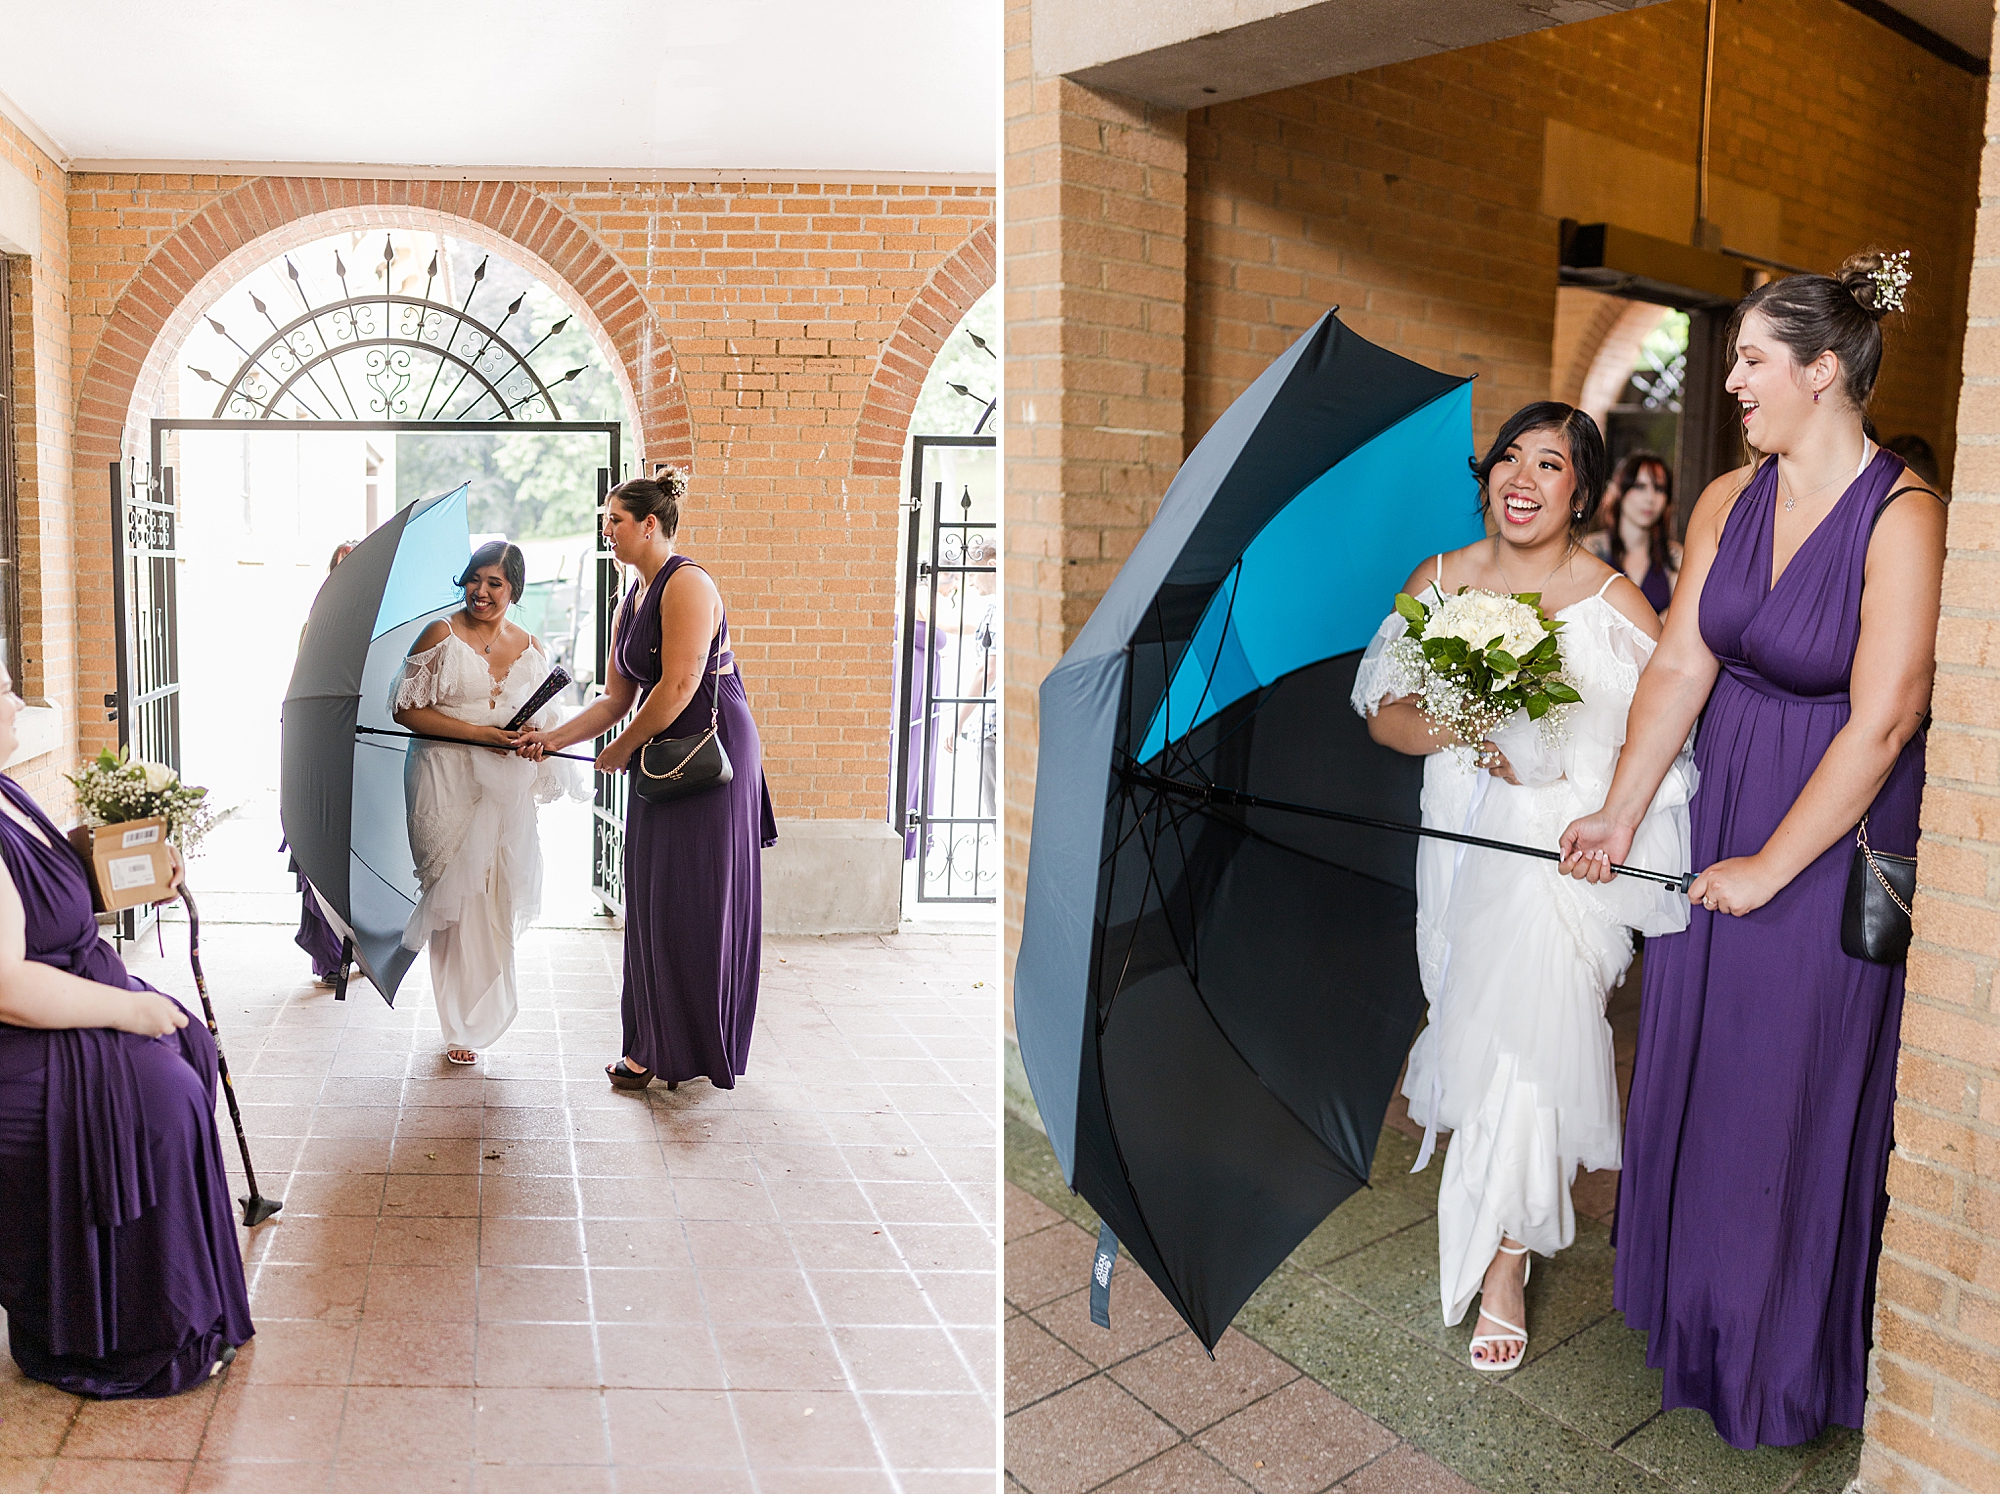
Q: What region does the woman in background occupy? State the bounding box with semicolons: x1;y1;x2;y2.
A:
1587;452;1680;617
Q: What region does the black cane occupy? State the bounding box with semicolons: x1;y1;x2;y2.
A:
178;887;283;1227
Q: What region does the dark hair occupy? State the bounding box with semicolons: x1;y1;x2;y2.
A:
456;540;526;602
1727;250;1901;410
1599;451;1675;579
328;539;361;574
607;468;688;538
1470;402;1609;535
1883;432;1939;487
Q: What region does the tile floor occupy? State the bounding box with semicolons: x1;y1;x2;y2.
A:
0;919;998;1492
1004;960;1864;1494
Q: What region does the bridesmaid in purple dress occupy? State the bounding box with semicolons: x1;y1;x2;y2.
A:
518;472;776;1090
1561;253;1944;1447
0;675;254;1397
1587;451;1680;617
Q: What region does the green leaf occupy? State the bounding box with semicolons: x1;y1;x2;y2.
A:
1394;592;1428;626
1525;693;1550;721
1485;649;1519;674
1543;682;1582;704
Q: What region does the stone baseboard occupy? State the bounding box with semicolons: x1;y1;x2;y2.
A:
762;818;903;935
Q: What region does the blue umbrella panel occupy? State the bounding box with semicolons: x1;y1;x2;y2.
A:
282;483;472;1002
1016;313;1485;1349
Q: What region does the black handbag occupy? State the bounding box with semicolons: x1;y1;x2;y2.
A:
1841;815;1915;965
631;645;733;804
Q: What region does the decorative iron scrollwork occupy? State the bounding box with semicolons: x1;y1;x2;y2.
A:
188;235;592;422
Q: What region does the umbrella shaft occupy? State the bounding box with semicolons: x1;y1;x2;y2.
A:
356;725;596;763
1126;768;1692;892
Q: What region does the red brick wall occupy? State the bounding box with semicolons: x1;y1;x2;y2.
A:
62;174;993;818
0;113;74;809
1184;0;1981;474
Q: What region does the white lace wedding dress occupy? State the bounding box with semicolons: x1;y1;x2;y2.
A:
1351;573;1695;1325
393;628;585;1050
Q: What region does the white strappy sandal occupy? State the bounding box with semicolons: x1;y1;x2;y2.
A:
1469;1243;1531;1372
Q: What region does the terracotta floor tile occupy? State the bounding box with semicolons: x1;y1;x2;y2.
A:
1095;1443;1257;1493
673;1176;779;1221
351;1319;476;1387
476;1141;572;1176
1003;1379;1178;1494
382;1174;482;1217
755;1473;896;1494
1030;1282;1185;1370
697;1268;825;1325
713;1324;849;1391
235;1320;360;1385
474;1466;614;1494
677;1219;793;1271
0;1373;81;1456
0;1458;52;1494
185;1461;331;1493
311;1106;401;1139
584;1218;696;1269
661;1141;760;1180
596;1323;726;1389
1336;1443;1484;1494
334;1386;476;1464
864;1392;996;1473
1193;1379;1398;1494
572;1142;668;1177
918;1272;999;1327
1108;1329;1300;1436
475;1174;580;1218
248;1215;378;1267
892;1223;997;1273
834;1326;981;1395
729;1389;880;1469
1005;1223;1096;1312
789;1221;909;1271
472;1323;599;1387
1005;1317;1095;1414
477;1218;586;1268
40;1459;194;1493
201;1382;345;1462
59;1382;218;1459
600;1388;746;1467
468;1387;610;1465
394;1107;486;1140
373;1216;480;1266
291;1137;394;1175
280;1173;388;1217
389;1139;486;1176
575;1175;678;1217
476;1265;591;1323
246;1262;371;1323
326;1465;474;1493
1003;1187;1065;1243
767;1178;876;1222
587;1268;706;1324
811;1270;934;1326
362;1265;478;1321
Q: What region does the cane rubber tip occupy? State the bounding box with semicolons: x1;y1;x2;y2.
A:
241;1196;283;1228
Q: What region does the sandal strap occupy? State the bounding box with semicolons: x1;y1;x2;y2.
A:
1471;1313;1527;1343
1496;1244;1529;1256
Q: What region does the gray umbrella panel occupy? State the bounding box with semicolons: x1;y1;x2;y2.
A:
281;484;468;1002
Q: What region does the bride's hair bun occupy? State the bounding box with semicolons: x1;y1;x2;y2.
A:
1836;250;1905;324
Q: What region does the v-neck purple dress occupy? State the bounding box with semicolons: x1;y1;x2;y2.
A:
0;776;253;1396
1615;451;1924;1448
615;556;777;1086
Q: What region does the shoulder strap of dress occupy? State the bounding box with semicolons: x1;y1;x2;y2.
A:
1870;484;1931;536
1433;554;1443;584
1594;572;1619;599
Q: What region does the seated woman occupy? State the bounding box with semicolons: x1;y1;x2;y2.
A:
0;668;253;1397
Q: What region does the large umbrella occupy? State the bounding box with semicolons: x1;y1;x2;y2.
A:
1015;312;1485;1350
280;482;472;1003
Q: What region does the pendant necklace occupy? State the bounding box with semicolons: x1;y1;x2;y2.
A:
1781;440;1872;512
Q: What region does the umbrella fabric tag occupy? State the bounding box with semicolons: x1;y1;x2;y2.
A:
1089;1221;1118;1328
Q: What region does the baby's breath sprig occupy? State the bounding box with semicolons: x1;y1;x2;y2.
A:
1871;250;1911;314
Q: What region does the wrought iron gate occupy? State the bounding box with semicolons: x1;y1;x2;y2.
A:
103;233;624;920
894;435;997;904
590;466;628;915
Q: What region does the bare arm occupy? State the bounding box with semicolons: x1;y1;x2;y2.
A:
0;854;187;1035
1559;468;1744;878
518;605;640;756
1690;486;1944;914
601;566;723;763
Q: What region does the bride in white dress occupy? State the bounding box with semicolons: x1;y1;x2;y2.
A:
1351;404;1692;1371
392;541;582;1064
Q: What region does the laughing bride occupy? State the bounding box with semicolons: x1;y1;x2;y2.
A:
392;540;583;1065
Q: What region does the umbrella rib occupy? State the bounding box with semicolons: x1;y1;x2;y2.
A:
1179;800;1420;894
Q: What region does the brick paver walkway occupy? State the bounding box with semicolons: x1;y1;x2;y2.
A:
0;919;996;1492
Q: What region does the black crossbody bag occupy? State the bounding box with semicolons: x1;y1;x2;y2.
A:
1838;481;1929;965
632;637;733;804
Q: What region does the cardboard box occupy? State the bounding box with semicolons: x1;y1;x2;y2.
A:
66;818;176;912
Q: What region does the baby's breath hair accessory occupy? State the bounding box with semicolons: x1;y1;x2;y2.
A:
1870;251;1911;314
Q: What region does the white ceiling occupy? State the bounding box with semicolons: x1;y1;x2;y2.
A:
0;1;997;177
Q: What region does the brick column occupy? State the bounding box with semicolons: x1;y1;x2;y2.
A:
1003;0;1188;1001
1862;9;2000;1488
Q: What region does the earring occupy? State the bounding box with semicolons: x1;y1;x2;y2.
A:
1813;389;1821;404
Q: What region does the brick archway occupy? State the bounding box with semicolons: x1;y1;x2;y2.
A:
853;219;997;479
76;177;693;479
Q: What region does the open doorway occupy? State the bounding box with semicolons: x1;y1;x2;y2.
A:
155;229;629;943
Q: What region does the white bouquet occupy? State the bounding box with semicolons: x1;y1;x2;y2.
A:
67;746;215;852
1389;587;1582;748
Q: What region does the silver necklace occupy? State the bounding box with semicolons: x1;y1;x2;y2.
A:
1492;536;1576;596
460;614;501;655
1781;441;1871;512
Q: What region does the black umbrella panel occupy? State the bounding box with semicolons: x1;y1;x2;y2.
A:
1016;313;1488;1350
281;482;473;1004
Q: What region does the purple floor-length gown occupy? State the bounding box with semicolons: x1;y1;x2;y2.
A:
0;775;253;1397
1615;450;1924;1448
616;555;776;1086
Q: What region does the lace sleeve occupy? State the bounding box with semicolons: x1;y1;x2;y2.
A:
394;639;450;712
1350;612;1418;718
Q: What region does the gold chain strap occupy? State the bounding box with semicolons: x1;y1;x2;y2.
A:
1858;815;1914;919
